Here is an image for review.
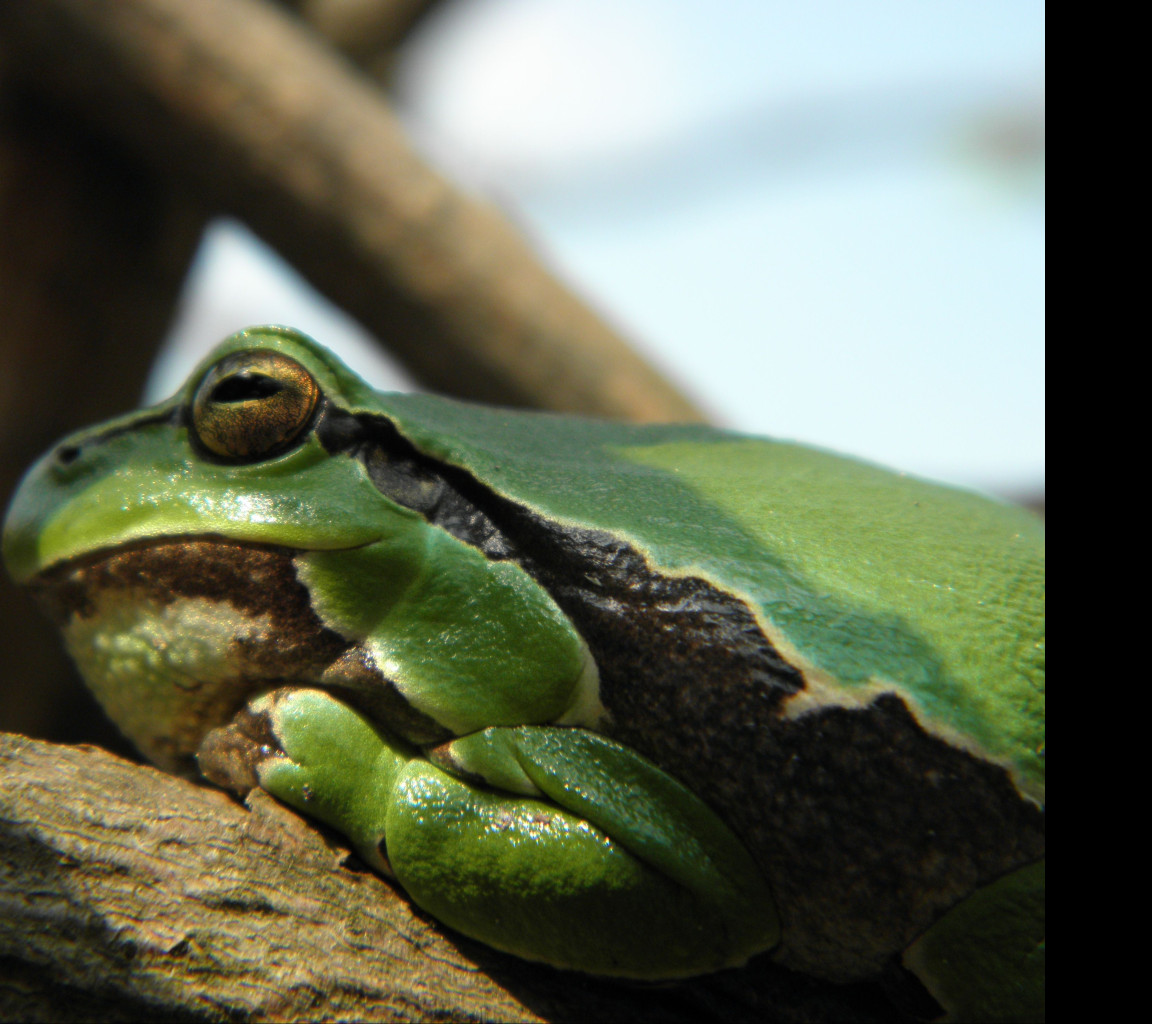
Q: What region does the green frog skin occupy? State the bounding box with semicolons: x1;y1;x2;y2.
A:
3;326;1044;1022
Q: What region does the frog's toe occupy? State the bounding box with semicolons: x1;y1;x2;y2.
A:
204;687;413;873
196;688;289;794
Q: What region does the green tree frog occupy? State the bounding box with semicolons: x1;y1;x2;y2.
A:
3;326;1044;1021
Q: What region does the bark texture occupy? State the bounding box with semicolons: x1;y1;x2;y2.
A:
0;733;917;1023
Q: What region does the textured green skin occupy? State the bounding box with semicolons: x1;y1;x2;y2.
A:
295;542;587;736
370;398;1045;802
257;687;776;976
3;327;1045;1018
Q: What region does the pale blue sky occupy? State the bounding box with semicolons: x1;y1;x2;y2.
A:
160;0;1044;495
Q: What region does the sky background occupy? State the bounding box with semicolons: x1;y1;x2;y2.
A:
156;0;1044;496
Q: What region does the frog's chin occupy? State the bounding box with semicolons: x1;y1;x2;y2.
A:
31;536;351;772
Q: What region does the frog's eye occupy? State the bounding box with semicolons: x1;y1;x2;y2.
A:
191;350;321;461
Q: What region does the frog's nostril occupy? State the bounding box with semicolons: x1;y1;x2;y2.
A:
56;445;81;466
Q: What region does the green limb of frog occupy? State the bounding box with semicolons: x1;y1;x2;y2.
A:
429;725;778;944
296;537;601;738
221;687;779;978
903;859;1044;1023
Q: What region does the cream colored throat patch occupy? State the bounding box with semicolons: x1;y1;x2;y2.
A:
62;590;277;771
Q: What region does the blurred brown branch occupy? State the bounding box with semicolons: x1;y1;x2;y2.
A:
0;0;705;421
292;0;450;76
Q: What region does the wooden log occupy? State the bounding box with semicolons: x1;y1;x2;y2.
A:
0;732;915;1022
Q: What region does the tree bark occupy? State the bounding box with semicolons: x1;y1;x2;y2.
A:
0;733;916;1023
0;733;607;1022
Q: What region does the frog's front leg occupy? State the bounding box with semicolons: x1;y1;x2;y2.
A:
198;688;778;979
198;686;411;876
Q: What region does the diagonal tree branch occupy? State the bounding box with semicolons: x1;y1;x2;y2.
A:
0;732;914;1023
1;733;532;1021
0;0;706;422
291;0;451;76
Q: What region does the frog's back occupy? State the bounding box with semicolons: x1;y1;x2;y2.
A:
373;393;1044;806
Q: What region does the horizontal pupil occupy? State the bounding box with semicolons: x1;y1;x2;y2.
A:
211;373;285;404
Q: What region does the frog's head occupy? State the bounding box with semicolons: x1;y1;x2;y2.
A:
2;327;443;768
4;326;398;580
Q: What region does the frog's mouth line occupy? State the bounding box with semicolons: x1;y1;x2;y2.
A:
31;534;352;624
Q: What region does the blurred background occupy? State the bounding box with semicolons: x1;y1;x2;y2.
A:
162;0;1044;495
1;0;1043;750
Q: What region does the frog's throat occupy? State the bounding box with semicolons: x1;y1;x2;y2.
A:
31;537;443;771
